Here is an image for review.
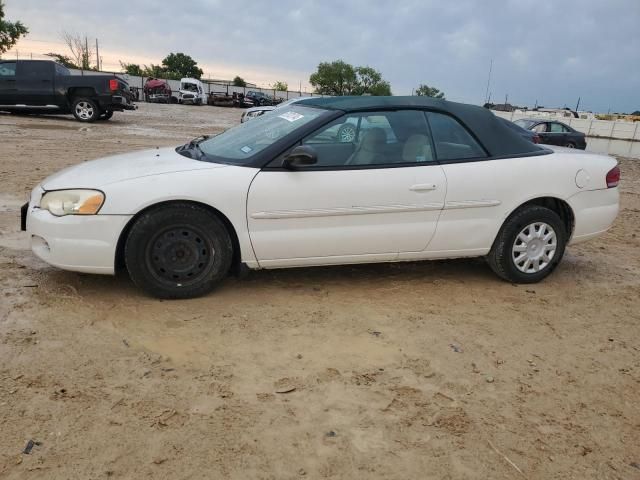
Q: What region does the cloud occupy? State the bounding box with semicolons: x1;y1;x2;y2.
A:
4;0;639;112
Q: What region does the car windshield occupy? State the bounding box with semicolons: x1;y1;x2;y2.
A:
195;105;325;164
514;119;536;129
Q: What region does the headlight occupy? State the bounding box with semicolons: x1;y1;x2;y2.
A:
40;189;105;216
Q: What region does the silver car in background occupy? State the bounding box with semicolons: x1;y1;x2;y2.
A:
240;96;309;122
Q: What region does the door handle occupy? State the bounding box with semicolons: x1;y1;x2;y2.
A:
409;184;437;192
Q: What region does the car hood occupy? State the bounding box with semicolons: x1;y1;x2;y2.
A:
41;147;226;190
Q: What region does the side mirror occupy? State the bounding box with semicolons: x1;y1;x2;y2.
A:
283;145;318;169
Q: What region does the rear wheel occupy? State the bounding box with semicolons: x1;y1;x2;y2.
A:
565;141;576;148
72;97;100;122
125;204;233;299
487;206;566;283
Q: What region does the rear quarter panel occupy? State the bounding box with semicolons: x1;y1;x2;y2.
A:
427;150;618;254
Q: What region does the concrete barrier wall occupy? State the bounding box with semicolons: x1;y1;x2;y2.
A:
494;111;640;159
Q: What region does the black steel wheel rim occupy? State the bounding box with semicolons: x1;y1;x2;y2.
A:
146;225;215;286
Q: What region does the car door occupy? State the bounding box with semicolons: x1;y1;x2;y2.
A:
246;110;447;267
417;111;503;256
16;61;56;106
531;122;550;144
0;61;18;106
545;122;568;146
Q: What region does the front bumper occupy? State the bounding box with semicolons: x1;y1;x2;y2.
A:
23;202;131;274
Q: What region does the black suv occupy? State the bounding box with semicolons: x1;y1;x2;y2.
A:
243;90;273;107
0;60;135;122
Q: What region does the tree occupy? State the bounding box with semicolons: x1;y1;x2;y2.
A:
45;52;78;69
233;76;247;87
415;84;445;99
142;64;166;78
120;62;144;76
272;81;288;91
309;60;357;96
353;66;391;96
309;61;391;96
161;52;203;80
62;31;94;70
632;110;640;116
0;1;28;55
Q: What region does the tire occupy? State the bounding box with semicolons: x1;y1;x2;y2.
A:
337;123;357;143
487;205;567;284
98;110;114;121
564;141;576;148
72;97;100;122
124;203;233;299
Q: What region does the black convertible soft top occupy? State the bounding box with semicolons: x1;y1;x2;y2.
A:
296;96;547;158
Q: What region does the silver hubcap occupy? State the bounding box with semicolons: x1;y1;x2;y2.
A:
75;101;94;120
512;222;557;273
340;126;356;142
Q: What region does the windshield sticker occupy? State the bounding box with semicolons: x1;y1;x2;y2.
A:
240;146;253;154
278;111;304;122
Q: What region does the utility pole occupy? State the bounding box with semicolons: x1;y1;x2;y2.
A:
84;36;89;69
575;96;581;112
484;58;493;103
95;38;100;71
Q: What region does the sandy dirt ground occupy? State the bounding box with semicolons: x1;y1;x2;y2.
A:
0;103;639;479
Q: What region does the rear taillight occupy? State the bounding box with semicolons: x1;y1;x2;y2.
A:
109;79;119;91
532;134;541;144
606;166;620;188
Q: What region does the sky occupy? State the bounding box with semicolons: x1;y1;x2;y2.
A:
3;0;639;113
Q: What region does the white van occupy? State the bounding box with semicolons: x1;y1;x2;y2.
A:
178;78;207;105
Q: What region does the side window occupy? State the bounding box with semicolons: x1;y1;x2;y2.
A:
549;122;565;133
426;112;487;160
532;123;547;133
54;63;69;76
302;110;435;167
18;61;52;78
0;62;16;77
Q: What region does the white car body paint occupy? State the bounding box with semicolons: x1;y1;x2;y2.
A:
26;143;619;276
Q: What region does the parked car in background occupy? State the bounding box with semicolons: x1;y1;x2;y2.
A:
240;96;308;122
143;78;172;103
243;90;273;107
0;60;135;122
22;96;619;299
178;78;207;105
498;117;541;144
515;119;587;149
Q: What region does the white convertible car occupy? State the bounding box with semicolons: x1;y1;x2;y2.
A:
21;97;620;298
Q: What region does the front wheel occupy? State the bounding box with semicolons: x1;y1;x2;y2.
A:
124;204;233;299
487;206;567;284
72;97;100;122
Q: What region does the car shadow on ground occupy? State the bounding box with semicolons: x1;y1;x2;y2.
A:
0;111;128;126
31;257;516;302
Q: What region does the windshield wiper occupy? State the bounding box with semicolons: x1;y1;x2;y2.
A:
180;135;210;160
